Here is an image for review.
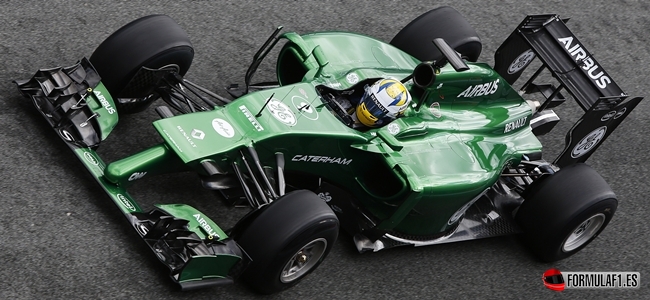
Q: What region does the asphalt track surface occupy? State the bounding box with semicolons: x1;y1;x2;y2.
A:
1;1;648;299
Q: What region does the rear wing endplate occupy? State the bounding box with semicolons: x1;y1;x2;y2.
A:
494;14;643;167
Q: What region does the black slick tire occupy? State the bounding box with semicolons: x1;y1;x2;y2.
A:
390;6;482;62
235;190;339;294
515;163;617;262
89;15;194;113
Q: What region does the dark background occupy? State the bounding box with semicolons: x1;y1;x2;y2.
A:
1;1;648;299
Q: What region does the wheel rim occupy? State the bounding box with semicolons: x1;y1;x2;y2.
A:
562;213;606;252
280;238;328;283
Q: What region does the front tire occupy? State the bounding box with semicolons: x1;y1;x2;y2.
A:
235;190;339;294
89;15;194;113
515;163;617;262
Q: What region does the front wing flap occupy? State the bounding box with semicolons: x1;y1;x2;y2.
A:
15;60;246;290
14;58;118;148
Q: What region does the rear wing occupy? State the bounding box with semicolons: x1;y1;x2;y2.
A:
494;14;643;167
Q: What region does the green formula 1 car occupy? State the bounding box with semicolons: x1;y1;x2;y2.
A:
15;6;642;294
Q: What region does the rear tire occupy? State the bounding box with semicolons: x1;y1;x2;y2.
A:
390;6;482;62
235;190;339;294
89;15;194;113
515;163;617;262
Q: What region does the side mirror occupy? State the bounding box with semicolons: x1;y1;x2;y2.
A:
312;45;330;78
432;38;469;72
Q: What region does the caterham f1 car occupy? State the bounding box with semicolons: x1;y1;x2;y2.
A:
15;6;642;294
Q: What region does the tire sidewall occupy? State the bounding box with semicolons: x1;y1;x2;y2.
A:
531;198;616;262
516;163;618;262
235;190;339;294
245;219;338;293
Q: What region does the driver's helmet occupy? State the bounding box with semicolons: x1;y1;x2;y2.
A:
356;78;412;127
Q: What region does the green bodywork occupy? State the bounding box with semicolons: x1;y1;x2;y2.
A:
98;31;541;237
66;30;542;283
71;143;237;285
18;11;641;289
67;85;237;284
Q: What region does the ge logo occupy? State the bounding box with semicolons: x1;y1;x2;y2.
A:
346;72;359;84
508;49;536;74
571;126;607;158
318;192;332;202
268;99;297;126
387;123;400;135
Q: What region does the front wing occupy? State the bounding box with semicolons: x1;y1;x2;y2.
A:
15;60;245;290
